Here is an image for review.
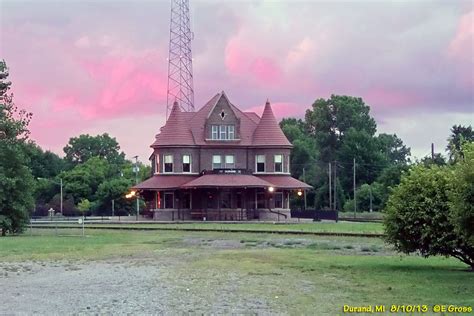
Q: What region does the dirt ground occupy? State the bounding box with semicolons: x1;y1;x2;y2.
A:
0;257;281;315
0;236;331;315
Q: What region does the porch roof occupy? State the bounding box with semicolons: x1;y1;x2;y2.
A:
132;175;198;190
181;174;273;188
256;175;313;189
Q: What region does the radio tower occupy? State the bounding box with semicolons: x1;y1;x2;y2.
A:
166;0;195;118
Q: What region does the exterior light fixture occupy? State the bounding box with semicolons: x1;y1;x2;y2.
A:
268;186;275;193
297;190;303;197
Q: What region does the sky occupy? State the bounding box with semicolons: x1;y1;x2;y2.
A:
0;0;473;163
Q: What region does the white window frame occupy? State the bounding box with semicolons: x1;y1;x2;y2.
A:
212;155;222;170
227;125;235;140
225;155;235;169
219;125;227;140
164;192;174;209
182;154;191;173
287;155;290;173
211;125;218;140
164;154;173;173
155;154;160;174
274;154;283;173
255;155;265;173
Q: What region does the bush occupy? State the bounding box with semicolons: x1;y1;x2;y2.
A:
384;163;473;270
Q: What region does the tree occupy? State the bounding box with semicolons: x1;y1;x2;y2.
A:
280;118;317;180
61;156;109;203
305;95;376;163
77;199;92;216
449;142;474;248
281;95;411;211
377;133;411;165
63;133;126;167
447;125;474;163
94;178;134;215
0;60;34;235
420;153;446;167
344;182;384;213
384;165;474;270
23;141;65;178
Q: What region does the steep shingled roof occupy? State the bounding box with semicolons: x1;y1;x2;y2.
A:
150;92;290;148
151;101;195;147
252;100;292;147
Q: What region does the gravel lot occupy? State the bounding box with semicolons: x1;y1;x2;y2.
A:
0;254;279;315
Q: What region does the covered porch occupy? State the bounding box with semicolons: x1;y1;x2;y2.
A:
134;170;311;221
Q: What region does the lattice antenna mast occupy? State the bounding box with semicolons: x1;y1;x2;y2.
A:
166;0;195;118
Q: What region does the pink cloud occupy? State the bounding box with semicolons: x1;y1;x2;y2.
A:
51;52;168;119
246;102;306;120
448;10;473;62
225;38;282;85
364;88;422;109
448;10;474;90
249;57;282;83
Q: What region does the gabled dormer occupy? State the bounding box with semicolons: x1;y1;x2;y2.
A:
204;91;241;142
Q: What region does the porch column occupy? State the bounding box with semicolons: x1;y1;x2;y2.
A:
218;187;221;221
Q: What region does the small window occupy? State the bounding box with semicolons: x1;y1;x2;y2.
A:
164;155;173;173
182;155;191;173
287;156;290;173
212;155;222;169
225;155;235;169
274;192;283;208
256;155;265;172
164;192;174;209
274;154;283;173
227;125;235;140
211;125;218;140
155;154;160;174
219;125;226;140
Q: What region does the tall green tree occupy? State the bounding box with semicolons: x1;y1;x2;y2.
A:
0;60;34;235
377;133;411;165
447;125;474;163
449;142;474;248
61;156;109;204
281;95;411;211
280;118;317;180
63;133;126;167
305;95;376;163
23;141;65;178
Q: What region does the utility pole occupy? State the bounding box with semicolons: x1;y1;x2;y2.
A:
369;185;373;213
112;199;115;217
133;156;139;221
431;143;435;160
60;178;63;216
353;158;356;218
328;163;332;210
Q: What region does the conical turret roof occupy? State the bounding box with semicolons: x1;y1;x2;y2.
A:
151;101;195;147
252;100;292;147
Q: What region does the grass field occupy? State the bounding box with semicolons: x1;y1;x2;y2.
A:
1;228;472;314
31;220;385;234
